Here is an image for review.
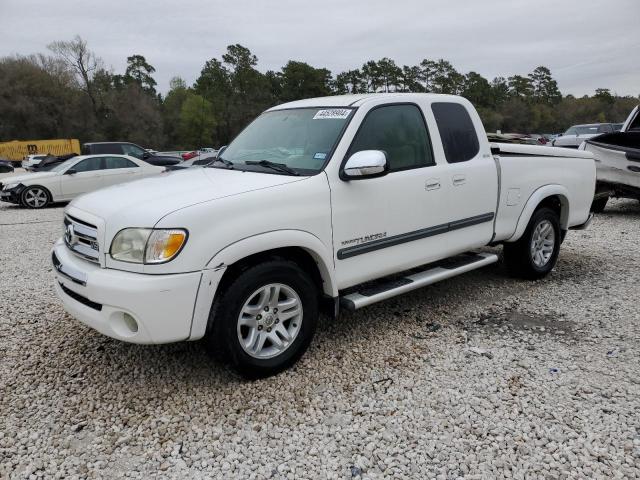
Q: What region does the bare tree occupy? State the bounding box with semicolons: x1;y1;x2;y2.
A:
48;35;102;115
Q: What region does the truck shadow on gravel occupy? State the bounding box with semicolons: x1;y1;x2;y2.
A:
314;248;606;361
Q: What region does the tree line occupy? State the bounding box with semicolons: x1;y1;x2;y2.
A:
0;36;637;150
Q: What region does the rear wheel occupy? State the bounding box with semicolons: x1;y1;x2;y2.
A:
206;259;318;378
504;207;561;280
21;186;50;209
590;196;608;213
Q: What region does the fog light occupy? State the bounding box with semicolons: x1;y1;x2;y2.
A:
122;313;138;333
110;311;139;337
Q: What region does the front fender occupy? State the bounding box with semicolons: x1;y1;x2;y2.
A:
507;185;570;242
187;230;336;342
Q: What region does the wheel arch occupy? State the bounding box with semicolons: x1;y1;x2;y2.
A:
205;230;337;297
507;185;570;242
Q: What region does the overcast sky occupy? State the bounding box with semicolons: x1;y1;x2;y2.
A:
2;0;639;96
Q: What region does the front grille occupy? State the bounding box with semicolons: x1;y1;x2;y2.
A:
64;215;100;263
59;282;102;311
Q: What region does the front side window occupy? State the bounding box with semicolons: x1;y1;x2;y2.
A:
220;108;353;175
121;144;146;159
72;157;103;172
348;104;434;171
431;102;480;163
105;157;137;169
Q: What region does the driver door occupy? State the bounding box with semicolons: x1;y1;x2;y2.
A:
60;157;105;199
329;103;454;289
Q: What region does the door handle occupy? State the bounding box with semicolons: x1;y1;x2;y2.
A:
452;174;466;186
425;179;441;191
628;166;640;173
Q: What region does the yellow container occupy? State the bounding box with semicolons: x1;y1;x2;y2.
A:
0;139;81;162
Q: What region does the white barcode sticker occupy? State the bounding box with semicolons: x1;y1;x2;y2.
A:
313;109;351;120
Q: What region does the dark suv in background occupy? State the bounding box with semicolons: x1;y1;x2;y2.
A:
81;142;181;166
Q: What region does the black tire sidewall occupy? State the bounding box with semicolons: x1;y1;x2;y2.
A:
21;186;49;209
523;208;561;276
210;261;318;377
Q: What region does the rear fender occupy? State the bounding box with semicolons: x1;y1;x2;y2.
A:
507;185;570;242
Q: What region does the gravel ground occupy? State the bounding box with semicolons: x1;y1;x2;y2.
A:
0;192;639;479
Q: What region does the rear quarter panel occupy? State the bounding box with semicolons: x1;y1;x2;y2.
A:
494;155;595;241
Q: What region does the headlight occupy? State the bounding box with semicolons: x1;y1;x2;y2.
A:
3;183;19;190
110;228;188;264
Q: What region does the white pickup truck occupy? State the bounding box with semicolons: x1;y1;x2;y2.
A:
52;94;595;377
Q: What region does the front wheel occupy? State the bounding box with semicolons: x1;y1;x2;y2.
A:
504;207;561;280
21;186;50;209
206;259;318;378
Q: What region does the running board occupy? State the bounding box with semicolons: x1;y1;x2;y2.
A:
340;252;499;311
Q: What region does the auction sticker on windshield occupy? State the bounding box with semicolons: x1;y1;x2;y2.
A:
313;109;351;120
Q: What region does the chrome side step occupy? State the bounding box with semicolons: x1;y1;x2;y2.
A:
340;252;499;311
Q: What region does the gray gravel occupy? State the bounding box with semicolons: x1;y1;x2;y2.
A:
1;193;639;479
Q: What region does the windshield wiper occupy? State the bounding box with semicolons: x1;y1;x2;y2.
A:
208;157;234;169
245;160;299;176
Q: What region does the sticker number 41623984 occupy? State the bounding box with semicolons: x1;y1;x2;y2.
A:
313;109;351;120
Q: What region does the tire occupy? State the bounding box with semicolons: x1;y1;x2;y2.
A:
503;207;561;280
20;185;50;209
206;259;319;378
590;197;608;213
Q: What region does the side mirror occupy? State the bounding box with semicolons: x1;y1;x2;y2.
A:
341;150;388;180
65;169;77;175
142;152;151;159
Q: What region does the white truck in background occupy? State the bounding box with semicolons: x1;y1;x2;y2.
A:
580;105;640;212
52;94;596;377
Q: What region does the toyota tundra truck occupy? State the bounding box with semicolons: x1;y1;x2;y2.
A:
52;94;596;377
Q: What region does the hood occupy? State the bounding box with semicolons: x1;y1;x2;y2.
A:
69;167;306;226
1;171;58;185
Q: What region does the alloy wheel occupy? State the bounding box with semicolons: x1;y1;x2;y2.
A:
24;188;48;208
530;219;555;267
236;283;303;359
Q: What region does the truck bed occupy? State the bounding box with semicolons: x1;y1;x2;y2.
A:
491;142;595;242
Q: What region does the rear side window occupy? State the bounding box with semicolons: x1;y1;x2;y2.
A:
431;102;480;163
105;157;137;169
349;104;434;172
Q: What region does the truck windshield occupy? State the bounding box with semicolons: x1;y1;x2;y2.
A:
219;108;353;175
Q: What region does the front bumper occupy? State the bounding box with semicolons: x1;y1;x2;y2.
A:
52;239;204;344
0;184;25;204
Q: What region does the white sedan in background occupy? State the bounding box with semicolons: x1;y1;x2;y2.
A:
0;154;164;208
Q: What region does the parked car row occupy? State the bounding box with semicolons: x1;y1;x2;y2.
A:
1;154;164;208
81;142;182;166
552;123;620;149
